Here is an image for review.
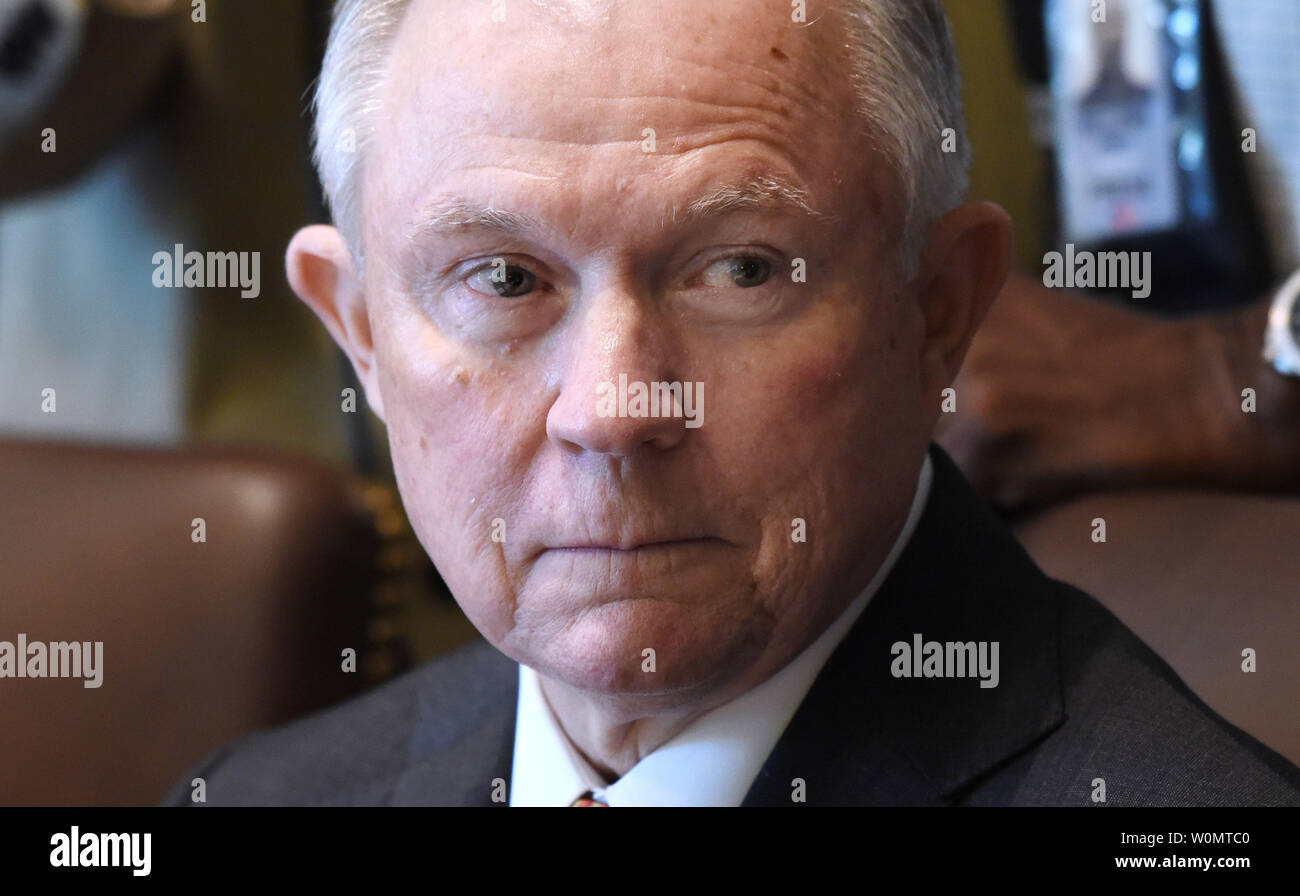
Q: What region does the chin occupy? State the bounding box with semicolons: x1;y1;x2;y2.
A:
507;599;762;702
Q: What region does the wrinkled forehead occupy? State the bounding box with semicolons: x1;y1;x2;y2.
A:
363;0;876;263
377;2;857;159
377;0;854;144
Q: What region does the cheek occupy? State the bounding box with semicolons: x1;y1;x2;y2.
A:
722;310;894;481
709;301;916;592
373;317;541;634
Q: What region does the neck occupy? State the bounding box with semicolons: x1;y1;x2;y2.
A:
538;675;731;780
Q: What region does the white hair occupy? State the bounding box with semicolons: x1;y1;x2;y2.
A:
312;0;969;281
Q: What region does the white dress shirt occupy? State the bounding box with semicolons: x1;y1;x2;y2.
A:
509;454;934;806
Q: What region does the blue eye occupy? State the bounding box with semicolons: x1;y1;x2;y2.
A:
700;255;772;288
467;261;537;297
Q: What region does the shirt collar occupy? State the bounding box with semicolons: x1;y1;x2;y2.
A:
510;454;934;806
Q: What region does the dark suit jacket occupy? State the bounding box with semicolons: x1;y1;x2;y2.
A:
163;445;1300;806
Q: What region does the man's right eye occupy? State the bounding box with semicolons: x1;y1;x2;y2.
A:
465;260;538;298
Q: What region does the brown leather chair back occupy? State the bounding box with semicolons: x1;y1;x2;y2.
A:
0;439;377;805
1015;490;1300;767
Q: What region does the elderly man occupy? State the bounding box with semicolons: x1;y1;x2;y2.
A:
167;0;1299;806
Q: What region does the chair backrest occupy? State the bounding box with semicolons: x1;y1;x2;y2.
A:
1014;489;1300;767
0;439;377;805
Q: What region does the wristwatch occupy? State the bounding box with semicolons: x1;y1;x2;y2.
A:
1263;268;1300;378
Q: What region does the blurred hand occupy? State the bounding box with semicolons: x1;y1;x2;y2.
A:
937;271;1296;511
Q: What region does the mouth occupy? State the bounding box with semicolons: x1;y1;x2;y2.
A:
530;537;733;591
544;537;722;554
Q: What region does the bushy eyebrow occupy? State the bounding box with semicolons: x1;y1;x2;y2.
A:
673;172;838;228
405;200;543;242
402;171;836;245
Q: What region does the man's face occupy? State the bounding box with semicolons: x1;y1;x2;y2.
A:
360;0;935;706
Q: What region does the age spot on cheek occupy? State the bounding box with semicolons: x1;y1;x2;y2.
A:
446;365;470;386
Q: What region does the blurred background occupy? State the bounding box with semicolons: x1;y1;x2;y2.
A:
1;0;1295;804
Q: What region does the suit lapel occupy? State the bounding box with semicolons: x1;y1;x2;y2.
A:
389;644;518;806
744;445;1065;805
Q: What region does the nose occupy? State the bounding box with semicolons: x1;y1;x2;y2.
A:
546;281;690;457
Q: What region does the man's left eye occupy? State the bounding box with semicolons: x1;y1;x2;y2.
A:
464;260;539;298
698;255;772;289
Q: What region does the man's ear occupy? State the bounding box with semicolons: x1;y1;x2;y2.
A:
912;201;1015;396
286;225;385;422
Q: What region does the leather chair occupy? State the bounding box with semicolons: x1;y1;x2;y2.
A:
5;438;1293;802
0;438;388;805
1014;490;1300;767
